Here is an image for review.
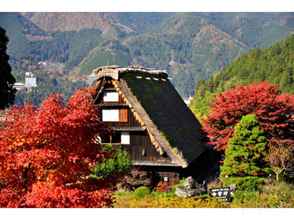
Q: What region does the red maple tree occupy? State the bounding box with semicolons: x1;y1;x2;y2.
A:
0;87;115;207
204;82;294;151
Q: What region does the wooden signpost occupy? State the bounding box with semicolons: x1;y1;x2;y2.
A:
209;187;234;202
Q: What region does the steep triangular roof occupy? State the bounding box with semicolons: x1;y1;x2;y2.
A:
92;66;207;168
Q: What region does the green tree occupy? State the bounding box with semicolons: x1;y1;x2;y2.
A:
90;145;131;180
0;27;16;109
221;114;270;180
191;34;294;118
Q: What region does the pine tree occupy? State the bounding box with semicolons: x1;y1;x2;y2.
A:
221;114;269;178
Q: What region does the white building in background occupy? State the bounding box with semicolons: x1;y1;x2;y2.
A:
13;82;25;91
13;72;37;91
25;72;37;88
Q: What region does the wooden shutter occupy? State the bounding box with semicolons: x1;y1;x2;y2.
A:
119;109;128;122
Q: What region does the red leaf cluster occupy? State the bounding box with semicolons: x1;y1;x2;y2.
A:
0;88;113;207
204;82;294;151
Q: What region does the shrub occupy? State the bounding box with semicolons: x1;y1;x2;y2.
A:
231;181;294;208
259;181;294;207
222;176;265;191
91;147;131;179
134;186;151;199
155;181;170;192
170;178;186;193
231;190;260;207
114;191;229;208
114;181;294;208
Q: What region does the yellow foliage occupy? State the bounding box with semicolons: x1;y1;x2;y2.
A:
114;192;229;208
114;181;294;208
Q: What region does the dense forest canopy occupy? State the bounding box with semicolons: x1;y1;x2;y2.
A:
1;12;294;99
190;34;294;117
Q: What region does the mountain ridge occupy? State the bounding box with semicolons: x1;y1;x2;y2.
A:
1;12;294;99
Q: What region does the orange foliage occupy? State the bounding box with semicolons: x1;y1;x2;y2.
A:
0;88;114;207
204;82;294;151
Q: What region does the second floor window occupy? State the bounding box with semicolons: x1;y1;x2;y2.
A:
102;108;128;122
103;91;119;102
102;109;119;122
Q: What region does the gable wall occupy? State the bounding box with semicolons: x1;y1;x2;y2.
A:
96;79;171;163
124;131;170;162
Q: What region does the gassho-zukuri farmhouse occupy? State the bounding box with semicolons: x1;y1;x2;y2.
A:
91;65;211;187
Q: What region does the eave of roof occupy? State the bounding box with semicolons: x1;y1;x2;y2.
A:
132;160;181;167
92;65;168;81
112;126;146;131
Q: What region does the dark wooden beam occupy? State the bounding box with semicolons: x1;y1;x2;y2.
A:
112;126;146;131
132;160;181;167
97;103;129;107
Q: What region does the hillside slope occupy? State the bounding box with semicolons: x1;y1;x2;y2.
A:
190;34;294;117
72;13;294;97
21;12;116;33
201;13;294;47
1;12;294;99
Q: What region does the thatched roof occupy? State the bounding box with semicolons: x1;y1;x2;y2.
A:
92;66;207;168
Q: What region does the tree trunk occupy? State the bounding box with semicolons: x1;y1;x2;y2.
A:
274;168;284;182
276;172;279;182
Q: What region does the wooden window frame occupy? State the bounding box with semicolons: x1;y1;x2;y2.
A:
103;91;119;102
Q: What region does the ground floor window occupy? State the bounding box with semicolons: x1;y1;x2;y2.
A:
121;132;130;145
95;131;130;145
101;108;128;122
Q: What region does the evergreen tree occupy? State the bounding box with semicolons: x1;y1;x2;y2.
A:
0;27;15;109
221;114;269;178
191;34;294;117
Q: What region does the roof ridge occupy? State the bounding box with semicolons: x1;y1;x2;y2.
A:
92;65;168;80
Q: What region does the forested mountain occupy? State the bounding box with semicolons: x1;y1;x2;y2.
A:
190;34;294;117
1;12;294;100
